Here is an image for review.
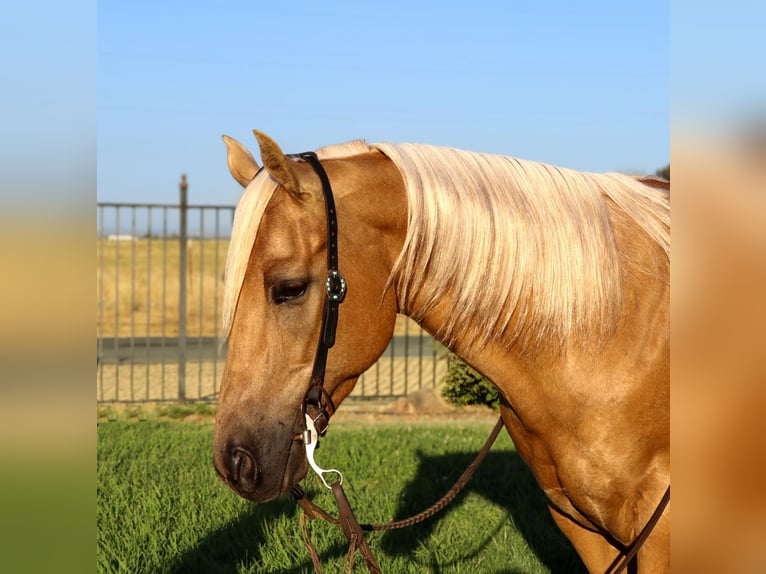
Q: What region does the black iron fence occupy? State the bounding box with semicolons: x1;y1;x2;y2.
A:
96;177;445;403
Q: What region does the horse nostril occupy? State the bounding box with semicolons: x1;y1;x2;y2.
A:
227;445;260;493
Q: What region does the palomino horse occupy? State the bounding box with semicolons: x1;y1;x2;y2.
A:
213;130;670;573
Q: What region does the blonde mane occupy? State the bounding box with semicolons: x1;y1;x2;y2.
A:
223;140;670;350
374;142;669;350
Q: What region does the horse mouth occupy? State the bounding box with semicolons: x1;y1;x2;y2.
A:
214;428;309;503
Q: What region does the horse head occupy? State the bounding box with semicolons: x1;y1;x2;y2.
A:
213;131;404;502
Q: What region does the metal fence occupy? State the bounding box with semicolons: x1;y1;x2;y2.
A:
96;178;446;403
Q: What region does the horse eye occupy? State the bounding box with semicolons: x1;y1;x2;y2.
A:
271;280;308;305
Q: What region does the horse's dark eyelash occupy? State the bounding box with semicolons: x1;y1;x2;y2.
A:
272;281;308;304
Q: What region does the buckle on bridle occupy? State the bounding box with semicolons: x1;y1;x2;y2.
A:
303;383;335;436
325;270;346;302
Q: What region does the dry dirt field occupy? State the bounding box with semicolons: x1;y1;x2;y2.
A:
97;237;229;338
97;237;442;402
96;237;422;338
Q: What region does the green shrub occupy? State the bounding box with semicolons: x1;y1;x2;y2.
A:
441;353;500;408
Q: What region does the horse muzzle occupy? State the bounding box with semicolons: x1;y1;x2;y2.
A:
214;431;308;502
215;443;261;496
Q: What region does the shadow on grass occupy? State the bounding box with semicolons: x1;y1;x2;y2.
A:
166;496;313;574
169;451;585;574
379;450;586;573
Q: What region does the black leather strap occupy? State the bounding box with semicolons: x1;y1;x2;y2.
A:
289;152;346;435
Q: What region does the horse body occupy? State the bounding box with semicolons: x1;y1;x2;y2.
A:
448;219;669;572
396;186;670;572
213;131;669;573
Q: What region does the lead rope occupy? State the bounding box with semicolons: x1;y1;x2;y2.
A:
292;416;505;573
293;417;669;574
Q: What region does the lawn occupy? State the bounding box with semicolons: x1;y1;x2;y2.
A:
97;413;584;573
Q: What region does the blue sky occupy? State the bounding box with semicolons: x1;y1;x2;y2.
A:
98;0;669;206
671;1;766;129
97;0;670;204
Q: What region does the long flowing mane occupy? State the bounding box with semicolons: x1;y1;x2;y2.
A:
373;143;670;350
223;141;669;350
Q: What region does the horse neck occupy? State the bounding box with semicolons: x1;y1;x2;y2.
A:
398;196;669;380
360;149;668;379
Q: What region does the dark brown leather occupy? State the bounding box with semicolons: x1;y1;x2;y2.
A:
331;482;381;574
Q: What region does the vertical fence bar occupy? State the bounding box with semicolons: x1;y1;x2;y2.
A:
178;175;188;402
213;208;221;398
198;207;204;397
404;317;410;393
129;206;137;401
389;326;395;396
97;206;104;400
433;334;438;387
161;206;168;400
418;324;424;390
145;208;153;399
114;207;121;400
161;207;170;401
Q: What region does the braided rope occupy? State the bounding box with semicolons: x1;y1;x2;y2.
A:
363;416;504;531
292;417;504;573
292;416;504;532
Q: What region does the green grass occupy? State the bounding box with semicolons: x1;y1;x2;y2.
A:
97;418;585;573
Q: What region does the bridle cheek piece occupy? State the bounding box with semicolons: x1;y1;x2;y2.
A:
287;151;345;440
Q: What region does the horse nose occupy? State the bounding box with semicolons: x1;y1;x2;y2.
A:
220;444;260;494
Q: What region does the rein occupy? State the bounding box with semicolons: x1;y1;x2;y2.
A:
292;416;505;574
286;151;669;574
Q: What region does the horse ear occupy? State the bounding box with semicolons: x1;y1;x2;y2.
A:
252;130;299;196
222;135;260;188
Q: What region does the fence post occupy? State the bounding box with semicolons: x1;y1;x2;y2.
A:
178;174;188;402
